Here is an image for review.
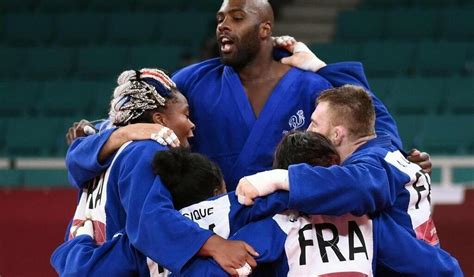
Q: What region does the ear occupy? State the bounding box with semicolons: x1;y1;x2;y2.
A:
152;112;166;125
260;21;272;39
331;126;345;146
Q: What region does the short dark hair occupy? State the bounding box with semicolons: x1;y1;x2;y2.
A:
273;131;340;169
317;85;375;139
152;148;224;210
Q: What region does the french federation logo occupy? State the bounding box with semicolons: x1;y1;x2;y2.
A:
289;110;305;130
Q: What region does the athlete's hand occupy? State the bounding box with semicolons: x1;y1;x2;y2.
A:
236;169;289;205
73;219;94;239
407;149;432;175
199;235;258;276
66;119;95;145
272;35;297;51
235;178;260;205
280;42;327;72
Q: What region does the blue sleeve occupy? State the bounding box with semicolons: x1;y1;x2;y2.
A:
227;191;289;234
173;217;287;277
51;234;142;277
229;217;287;264
171;257;228;277
288;161;397;216
172;67;194;97
65;128;117;189
123;146;213;273
318;62;402;149
375;214;462;277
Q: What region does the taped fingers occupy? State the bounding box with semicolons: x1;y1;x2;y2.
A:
151;127;171;145
235;262;252;277
162;130;180;147
150;132;167;145
157;127;170;138
164;136;174;145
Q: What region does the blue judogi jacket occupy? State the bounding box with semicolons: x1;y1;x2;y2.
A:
52;200;461;277
173;60;401;190
60;60;402;274
51;191;289;276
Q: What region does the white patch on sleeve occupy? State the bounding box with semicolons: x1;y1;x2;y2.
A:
384;150;432;229
69;141;132;244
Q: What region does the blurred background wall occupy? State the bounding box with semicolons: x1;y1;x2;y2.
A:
0;0;473;275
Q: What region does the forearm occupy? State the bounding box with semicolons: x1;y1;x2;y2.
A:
98;127;130;163
66;128;117;188
129;178;213;272
229;218;286;263
131;209;213;273
229;192;289;233
51;235;141;276
197;235;226;257
288;163;395;216
176;256;227;277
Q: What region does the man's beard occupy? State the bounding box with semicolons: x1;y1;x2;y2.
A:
220;27;261;69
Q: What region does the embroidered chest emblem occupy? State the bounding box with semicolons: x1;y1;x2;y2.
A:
288;110;305;130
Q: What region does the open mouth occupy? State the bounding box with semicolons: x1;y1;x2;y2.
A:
220;37;234;54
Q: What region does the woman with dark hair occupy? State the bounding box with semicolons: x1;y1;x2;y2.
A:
56;68;258;276
272;130;340;170
152;148;226;210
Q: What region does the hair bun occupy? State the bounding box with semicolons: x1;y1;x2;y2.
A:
153;148;190;177
117;70;137;86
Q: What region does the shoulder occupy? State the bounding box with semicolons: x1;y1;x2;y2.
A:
172;58;223;92
175;58;223;75
346;146;387;167
290;68;332;91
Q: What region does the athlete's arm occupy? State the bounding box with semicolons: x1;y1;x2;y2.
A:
66;127;117;189
135;180;258;275
109;142;211;273
376;213;462;276
237;158;397;217
277;41;432;173
51;234;143;276
174;217;286;277
230;217;287;263
286;161;397;216
66;123;177;189
121;143;257;274
227;191;289;233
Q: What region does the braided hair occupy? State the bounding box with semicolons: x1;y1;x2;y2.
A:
109;68;179;126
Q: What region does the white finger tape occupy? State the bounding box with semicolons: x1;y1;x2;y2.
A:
236;262;252;277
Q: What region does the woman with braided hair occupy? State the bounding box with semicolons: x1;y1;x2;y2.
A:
60;68;259;275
